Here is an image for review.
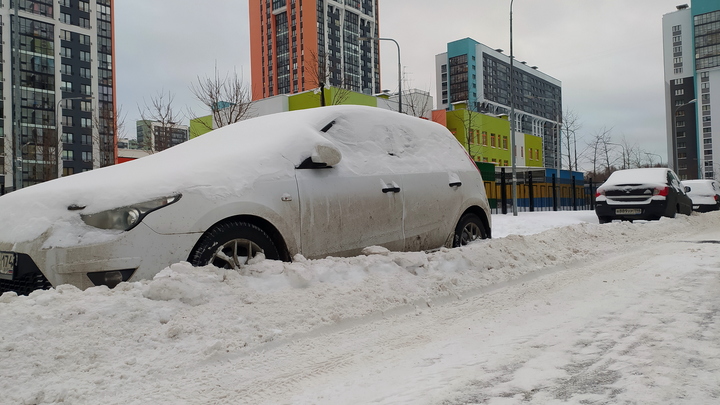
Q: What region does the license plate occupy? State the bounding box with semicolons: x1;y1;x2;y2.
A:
615;208;642;215
0;251;15;279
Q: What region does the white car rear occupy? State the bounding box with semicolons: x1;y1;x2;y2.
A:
681;179;720;212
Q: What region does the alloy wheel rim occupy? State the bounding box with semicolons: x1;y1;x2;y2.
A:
461;223;482;245
210;238;264;269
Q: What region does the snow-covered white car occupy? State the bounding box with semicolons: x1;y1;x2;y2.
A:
681;179;720;212
595;168;693;223
0;105;492;295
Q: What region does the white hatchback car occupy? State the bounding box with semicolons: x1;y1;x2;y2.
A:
682;179;720;212
0;105;492;294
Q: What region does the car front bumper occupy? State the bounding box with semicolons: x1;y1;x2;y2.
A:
0;223;201;295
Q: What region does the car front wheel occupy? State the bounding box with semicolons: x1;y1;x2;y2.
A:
453;213;488;247
189;221;280;269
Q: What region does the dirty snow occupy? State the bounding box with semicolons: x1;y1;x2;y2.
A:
2;210;720;404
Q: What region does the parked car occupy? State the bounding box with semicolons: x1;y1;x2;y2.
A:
681;179;720;212
595;168;693;224
0;105;492;295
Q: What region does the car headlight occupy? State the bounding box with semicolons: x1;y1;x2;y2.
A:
80;195;181;231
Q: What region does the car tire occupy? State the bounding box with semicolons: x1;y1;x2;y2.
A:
189;221;280;269
453;213;488;247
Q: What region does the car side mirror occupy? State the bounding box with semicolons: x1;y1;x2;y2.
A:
311;144;342;166
297;143;342;169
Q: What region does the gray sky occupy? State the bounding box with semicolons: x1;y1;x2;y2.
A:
116;0;683;165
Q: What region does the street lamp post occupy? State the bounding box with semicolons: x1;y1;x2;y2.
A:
56;95;92;179
672;98;696;177
509;0;517;216
359;36;402;114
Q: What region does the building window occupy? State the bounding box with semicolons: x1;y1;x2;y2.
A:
82;134;92;145
61;47;72;58
62;116;73;126
81;118;92;128
79;51;91;62
502;136;508;150
674;89;684;96
674;78;684;85
61;64;72;75
80;101;92;112
82;151;92;162
63;167;75;176
60;12;71;24
62;150;74;161
482;131;487;146
61;133;73;143
490;133;496;147
61;81;72;92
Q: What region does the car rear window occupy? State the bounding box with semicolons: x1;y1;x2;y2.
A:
604;169;667;186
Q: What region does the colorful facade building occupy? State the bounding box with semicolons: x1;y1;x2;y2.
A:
248;0;380;101
435;38;562;170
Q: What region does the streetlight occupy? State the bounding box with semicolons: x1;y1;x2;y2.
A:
359;36;402;114
607;142;627;170
56;95;92;178
509;0;517;216
645;152;663;167
671;98;696;177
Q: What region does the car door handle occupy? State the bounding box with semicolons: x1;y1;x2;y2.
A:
449;181;462;188
382;186;401;193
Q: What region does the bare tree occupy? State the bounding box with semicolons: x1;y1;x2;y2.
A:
450;107;485;161
138;90;184;153
561;109;581;171
402;88;432;119
190;65;253;131
306;50;353;106
584;127;615;180
93;104;126;167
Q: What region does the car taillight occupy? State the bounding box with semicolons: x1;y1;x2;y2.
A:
654;186;670;197
715;195;720;202
595;189;605;198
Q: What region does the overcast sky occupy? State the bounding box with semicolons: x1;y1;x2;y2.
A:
116;0;684;165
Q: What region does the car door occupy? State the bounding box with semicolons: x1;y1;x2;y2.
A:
401;170;464;250
294;152;405;259
668;170;693;214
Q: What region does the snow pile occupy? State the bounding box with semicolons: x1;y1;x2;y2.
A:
1;211;717;404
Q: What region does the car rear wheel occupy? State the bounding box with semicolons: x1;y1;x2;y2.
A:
189;221;280;269
453;213;488;247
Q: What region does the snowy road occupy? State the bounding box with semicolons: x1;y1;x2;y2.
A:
2;211;720;404
229;224;720;404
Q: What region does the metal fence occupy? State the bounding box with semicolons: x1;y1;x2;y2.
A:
486;170;598;214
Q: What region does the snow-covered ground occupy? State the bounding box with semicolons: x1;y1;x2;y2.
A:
2;210;719;404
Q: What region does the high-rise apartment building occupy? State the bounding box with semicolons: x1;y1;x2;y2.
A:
0;0;116;192
663;1;720;180
136;120;189;152
248;0;380;101
435;38;562;168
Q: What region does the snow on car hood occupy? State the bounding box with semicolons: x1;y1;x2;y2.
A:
0;106;461;245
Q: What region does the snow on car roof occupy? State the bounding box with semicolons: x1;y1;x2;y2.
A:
601;168;669;187
682;179;717;195
0;106;463;244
